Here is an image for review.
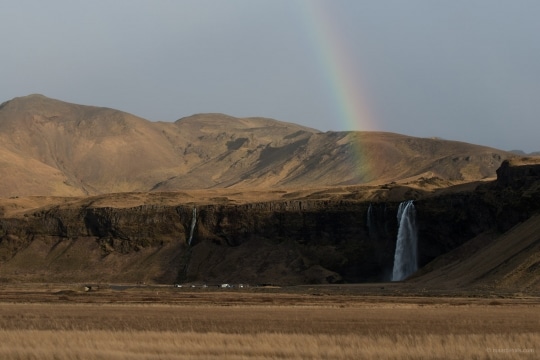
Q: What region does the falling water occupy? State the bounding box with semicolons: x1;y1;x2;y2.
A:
187;207;197;246
367;203;375;239
391;200;418;281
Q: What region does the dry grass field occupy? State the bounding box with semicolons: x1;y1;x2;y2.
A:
0;284;538;359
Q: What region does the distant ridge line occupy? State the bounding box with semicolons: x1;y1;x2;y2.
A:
0;94;517;197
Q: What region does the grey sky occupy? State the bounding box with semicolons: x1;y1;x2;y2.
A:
1;0;539;152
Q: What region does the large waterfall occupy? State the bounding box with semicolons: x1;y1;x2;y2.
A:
391;200;418;281
187;207;197;246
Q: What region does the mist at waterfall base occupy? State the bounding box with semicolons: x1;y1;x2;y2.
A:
391;200;418;281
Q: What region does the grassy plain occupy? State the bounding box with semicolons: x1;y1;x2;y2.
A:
0;284;538;359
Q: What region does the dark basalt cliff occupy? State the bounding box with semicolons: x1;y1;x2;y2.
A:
0;161;539;286
0;201;398;284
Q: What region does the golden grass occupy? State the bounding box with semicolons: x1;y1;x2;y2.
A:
0;330;536;360
0;299;538;359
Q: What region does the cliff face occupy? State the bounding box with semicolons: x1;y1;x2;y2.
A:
0;201;399;284
417;161;540;263
0;162;539;286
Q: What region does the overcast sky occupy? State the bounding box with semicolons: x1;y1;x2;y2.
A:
1;1;539;152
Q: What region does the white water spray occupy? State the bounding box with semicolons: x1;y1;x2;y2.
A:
391;200;418;281
187;207;197;246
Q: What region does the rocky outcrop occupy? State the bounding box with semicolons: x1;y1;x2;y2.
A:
416;161;540;264
495;158;540;188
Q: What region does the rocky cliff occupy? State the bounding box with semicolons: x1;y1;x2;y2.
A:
0;160;539;287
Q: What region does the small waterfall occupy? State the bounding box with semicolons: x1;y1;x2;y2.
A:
391;200;418;281
367;203;376;239
187;207;197;246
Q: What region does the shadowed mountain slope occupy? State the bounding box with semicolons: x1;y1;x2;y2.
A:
0;94;514;197
410;214;540;292
408;158;540;292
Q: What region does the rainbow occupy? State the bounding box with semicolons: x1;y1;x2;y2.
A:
301;1;376;182
301;1;375;132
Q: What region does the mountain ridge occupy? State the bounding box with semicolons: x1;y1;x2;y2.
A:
0;95;538;290
0;94;518;197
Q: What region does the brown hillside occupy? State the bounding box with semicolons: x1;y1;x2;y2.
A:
0;160;538;288
410;214;540;292
0;94;515;197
